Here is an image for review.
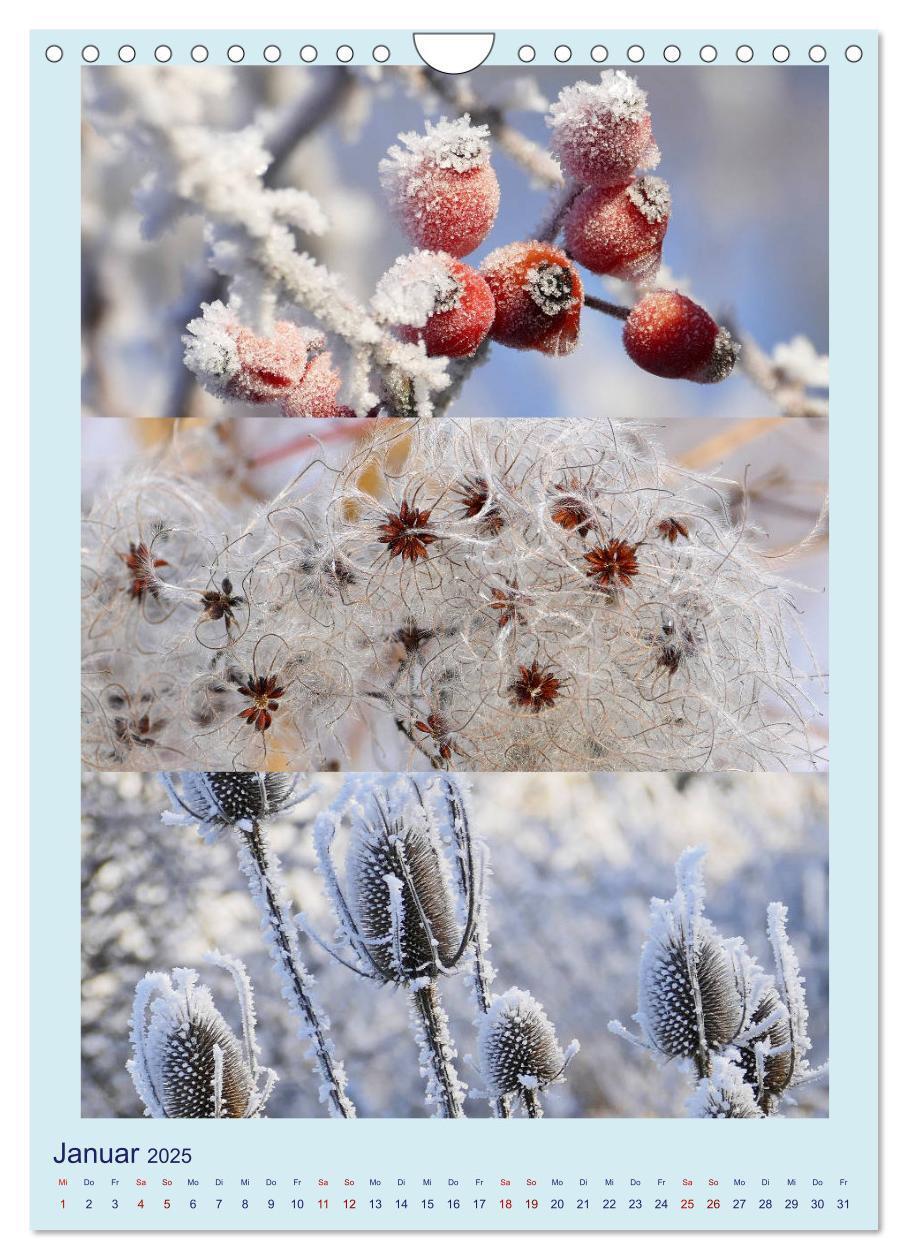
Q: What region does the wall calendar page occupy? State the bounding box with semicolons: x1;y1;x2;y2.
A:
27;19;878;1236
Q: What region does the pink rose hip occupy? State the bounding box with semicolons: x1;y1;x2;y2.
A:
547;69;660;187
565;176;671;282
622;291;739;383
182;302;336;406
379;115;500;258
232;322;317;404
281;351;351;417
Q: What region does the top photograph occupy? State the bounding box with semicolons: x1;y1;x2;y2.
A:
81;63;828;421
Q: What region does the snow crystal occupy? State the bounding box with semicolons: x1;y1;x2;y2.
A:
627;175;672;224
771;335;830;389
182;301;241;398
548;70;650;129
372;251;462;328
687;1057;763;1119
380;115;491;178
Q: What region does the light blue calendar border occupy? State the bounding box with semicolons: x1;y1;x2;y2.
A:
29;29;878;1231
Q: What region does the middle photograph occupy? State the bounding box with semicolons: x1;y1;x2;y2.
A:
82;416;827;773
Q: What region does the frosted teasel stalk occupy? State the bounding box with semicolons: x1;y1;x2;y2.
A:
306;775;480;1117
81;418;822;772
159;772;356;1118
433;777;510;1118
609;848;827;1117
305;773;577;1118
127;952;277;1118
82;66;828;420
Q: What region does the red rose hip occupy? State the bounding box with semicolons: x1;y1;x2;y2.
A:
565;176;671;282
480;241;584;356
548;69;660;188
622;291;739;383
396;256;495;358
374;251;495;359
380;115;500;258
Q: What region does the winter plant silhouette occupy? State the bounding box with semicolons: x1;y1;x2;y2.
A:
133;772;578;1119
609;848;827;1117
81;418;823;773
82;66;828;419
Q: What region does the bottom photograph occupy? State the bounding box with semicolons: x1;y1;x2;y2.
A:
81;772;828;1121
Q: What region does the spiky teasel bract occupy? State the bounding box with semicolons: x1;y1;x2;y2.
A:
127;952;276;1118
613;848;743;1077
609;848;827;1117
81;419;822;772
307;774;483;986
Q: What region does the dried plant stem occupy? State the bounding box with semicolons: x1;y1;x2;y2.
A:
410;981;465;1119
440;779;510;1119
249;418;381;469
677;417;792;470
536;179;583;242
732;328;829;418
520;1086;541;1118
584;294;632;321
237;823;356;1118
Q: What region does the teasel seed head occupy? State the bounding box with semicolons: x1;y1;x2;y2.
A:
159;771;305;839
612;849;742;1075
346;807;462;982
127;955;276;1118
735;985;795;1114
477;987;578;1102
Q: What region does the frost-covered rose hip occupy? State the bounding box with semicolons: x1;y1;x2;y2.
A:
623;291;739;383
183;301;339;407
375;250;494;358
401;263;494;359
281;352;354;417
379;115;500;258
232;322;318;404
481;241;583;356
547;69;660;187
565;176;671;282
